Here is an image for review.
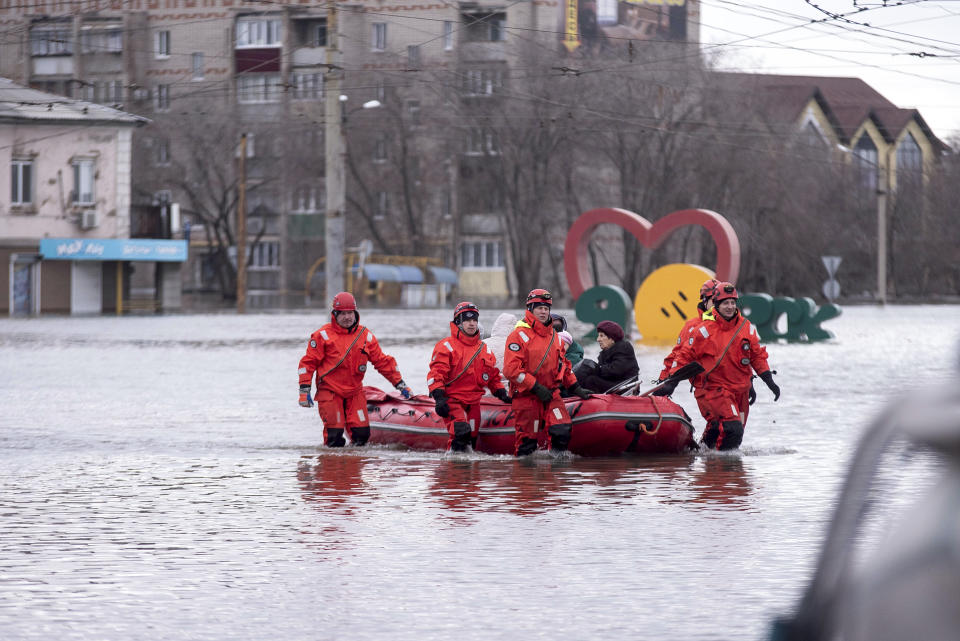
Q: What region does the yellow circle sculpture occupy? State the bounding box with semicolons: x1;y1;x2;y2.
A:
634;263;715;344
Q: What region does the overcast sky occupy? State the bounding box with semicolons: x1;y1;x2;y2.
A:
698;0;960;142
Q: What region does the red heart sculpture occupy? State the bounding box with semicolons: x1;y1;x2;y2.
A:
563;208;741;298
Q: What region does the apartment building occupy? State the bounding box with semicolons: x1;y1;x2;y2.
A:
0;0;699;306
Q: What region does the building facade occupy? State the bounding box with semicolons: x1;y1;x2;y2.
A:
0;77;189;315
0;0;699;307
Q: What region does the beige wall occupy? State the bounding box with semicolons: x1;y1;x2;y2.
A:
0;123;133;240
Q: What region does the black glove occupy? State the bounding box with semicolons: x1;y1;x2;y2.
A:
430;388;451;418
531;382;554;403
748;383;757;406
493;388;511;404
652;378;679;397
759;371;780;401
569;384;592;400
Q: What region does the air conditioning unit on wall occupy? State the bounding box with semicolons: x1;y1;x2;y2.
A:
80;210;98;230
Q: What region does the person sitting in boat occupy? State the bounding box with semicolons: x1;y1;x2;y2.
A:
551;313;584;366
574;320;640;394
654;283;781;450
428;302;511;452
298;291;412;448
503;289;592;456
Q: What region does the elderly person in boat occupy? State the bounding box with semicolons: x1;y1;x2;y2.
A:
575;320;640;394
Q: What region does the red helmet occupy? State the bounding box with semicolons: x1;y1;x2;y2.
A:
332;291;357;312
713;282;739;303
699;278;719;300
453;301;480;324
525;288;553;308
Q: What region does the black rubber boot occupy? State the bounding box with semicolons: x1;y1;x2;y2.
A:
717;420;744;450
326;429;346;448
516;437;538;457
548;423;572;452
350;426;370;446
702;421;720;449
451;421;472;452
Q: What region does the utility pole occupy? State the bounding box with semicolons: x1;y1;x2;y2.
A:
324;3;345;304
877;161;887;306
237;132;248;314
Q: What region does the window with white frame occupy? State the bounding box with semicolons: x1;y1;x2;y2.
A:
466;127;499;155
250;241;281;270
192;53;204;80
375;191;388;219
374;134;388;163
11;159;33;206
156;139;170;166
155;30;170;58
292;185;323;213
81;28;122;54
237;74;281;103
407;100;420;125
236;18;282;48
460;240;504;268
372;23;387;51
463;69;502;96
30;29;72;56
291;72;322;100
407;45;420;68
154;84;170;111
72;158;95;205
442;21;454;50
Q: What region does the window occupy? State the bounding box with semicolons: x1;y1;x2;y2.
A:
291;72;322;100
406;100;420;125
292;186;323;213
250;241;281;270
466;128;499;155
407;45;420;69
81;29;122;54
155;30;170;58
441;186;452;219
463;12;507;43
372;23;387;51
192;53;204;80
443;21;454;50
236;19;283;47
237;74;281;103
315;23;328;47
374;134;388;163
375;191;388;219
155;139;171;166
853;135;878;191
30;29;72;56
154;84;170;111
72;159;95;205
11;160;33;206
375;78;386;103
897;132;922;175
463;69;503;96
460;240;504;268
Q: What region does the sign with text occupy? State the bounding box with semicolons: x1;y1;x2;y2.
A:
39;238;188;262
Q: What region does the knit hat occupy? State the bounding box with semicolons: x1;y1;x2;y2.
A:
596;320;624;342
558;330;573;347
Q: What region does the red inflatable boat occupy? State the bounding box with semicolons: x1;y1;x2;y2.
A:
364;386;698;456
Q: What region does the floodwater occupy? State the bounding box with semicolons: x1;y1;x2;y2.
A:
1;305;958;641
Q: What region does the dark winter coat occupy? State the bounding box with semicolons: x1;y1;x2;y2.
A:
577;340;640;393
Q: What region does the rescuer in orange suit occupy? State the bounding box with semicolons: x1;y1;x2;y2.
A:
654;283;781;450
658;278;718;382
503;289;592;456
298;292;412;447
428;302;511;452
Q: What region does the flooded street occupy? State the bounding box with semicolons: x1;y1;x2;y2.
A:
2;305;958;640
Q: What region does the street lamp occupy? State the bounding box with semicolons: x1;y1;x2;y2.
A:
323;90;381;304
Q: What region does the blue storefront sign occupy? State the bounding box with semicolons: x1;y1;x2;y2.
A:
39;238;188;262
